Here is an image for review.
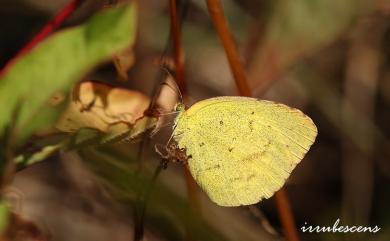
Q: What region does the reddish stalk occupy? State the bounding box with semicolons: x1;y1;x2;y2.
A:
205;0;251;97
169;1;199;240
169;0;187;94
205;1;300;241
274;191;300;241
0;0;85;77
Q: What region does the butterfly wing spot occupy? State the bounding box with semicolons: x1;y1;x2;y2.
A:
249;120;254;131
247;174;256;181
204;164;221;172
199;142;205;147
229;177;242;182
263;140;272;150
228;147;234;152
220;120;223;125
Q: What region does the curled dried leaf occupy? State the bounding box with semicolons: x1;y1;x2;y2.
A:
56;81;151;133
113;45;135;81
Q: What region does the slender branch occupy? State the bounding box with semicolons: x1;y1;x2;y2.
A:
0;0;85;77
132;2;193;238
169;0;187;94
133;160;167;241
133;137;149;241
248;205;278;235
274;190;300;241
205;0;251;97
205;1;300;241
169;2;200;241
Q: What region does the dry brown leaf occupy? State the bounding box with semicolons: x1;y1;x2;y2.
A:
56;81;151;133
113;45;135;81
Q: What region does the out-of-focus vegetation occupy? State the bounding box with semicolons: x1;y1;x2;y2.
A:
0;0;389;241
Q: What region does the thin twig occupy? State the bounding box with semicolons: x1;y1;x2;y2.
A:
169;0;187;94
205;0;251;97
274;191;299;241
248;205;278;235
133;160;167;241
205;1;300;241
133;131;150;241
0;0;85;77
169;1;199;240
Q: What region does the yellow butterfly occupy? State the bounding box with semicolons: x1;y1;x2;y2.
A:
172;96;317;206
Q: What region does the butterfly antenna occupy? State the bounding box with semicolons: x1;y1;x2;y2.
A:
150;105;185;137
165;129;176;148
157;110;181;116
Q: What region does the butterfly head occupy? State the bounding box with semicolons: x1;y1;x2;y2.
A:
174;103;186;112
173;102;186;129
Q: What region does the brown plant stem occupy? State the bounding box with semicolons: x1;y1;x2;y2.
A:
274;191;299;241
206;1;300;241
205;0;251;97
0;0;85;77
169;1;199;240
169;0;187;95
134;160;167;241
133;141;147;241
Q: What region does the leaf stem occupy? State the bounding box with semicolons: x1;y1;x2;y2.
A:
0;0;85;77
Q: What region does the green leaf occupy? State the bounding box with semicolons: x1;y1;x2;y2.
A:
70;128;103;147
0;3;137;144
15;141;66;168
15;115;157;169
0;201;9;233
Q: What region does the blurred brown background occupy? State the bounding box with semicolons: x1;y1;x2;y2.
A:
1;0;390;241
